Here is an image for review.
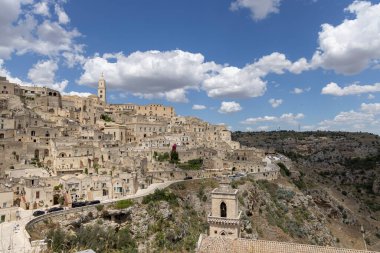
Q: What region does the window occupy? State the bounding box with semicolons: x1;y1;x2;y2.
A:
220;202;227;217
36;191;40;199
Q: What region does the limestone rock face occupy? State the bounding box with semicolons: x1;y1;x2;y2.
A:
373;178;380;194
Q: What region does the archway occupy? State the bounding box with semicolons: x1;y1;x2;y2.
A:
34;149;39;159
220;202;227;217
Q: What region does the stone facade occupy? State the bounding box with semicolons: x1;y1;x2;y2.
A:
0;74;279;211
208;181;241;239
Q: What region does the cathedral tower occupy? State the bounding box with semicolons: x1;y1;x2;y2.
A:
98;73;106;104
207;179;241;239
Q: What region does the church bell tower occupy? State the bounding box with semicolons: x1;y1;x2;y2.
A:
207;179;241;239
98;73;106;104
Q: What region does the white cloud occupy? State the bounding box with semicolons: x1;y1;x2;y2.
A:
203;52;309;98
202;65;267;98
368;94;375;99
78;50;218;103
33;2;50;17
79;50;307;102
292;88;304;94
26;59;68;92
242;113;304;125
230;0;282;21
321;82;380;96
268;98;283;108
62;91;92;97
55;4;70;24
218;101;242;114
192;104;207;110
257;126;270;131
0;0;82;61
360;102;380;114
28;60;58;85
318;103;380;133
312;1;380;74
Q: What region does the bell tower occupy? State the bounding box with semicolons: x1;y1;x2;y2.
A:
207;179;241;239
98;73;106;104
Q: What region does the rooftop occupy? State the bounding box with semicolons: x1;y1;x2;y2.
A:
197;236;379;253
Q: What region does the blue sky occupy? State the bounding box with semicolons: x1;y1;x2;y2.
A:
1;0;380;133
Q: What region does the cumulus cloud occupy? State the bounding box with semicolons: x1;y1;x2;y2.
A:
218;101;242;114
0;0;82;61
1;57;68;92
202;52;309;98
78;50;219;102
360;102;380;114
33;1;50;17
241;113;304;125
268;98;283;108
318;103;380;133
202;65;267;98
257;126;270;131
27;59;69;92
312;1;380;74
292;88;304;94
55;4;70;24
321;82;380;96
230;0;282;21
62;91;92;97
78;50;308;102
192;104;207;110
28;59;58;85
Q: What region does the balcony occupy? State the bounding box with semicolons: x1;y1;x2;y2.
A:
207;211;242;225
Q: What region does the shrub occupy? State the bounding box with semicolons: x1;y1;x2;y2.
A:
114;199;134;209
100;114;113;122
278;162;290;177
95;204;104;212
178;158;203;170
142;189;178;206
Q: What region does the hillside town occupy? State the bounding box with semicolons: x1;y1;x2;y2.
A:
0;75;280;223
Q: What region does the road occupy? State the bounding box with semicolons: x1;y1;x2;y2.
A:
0;209;33;253
0;180;181;253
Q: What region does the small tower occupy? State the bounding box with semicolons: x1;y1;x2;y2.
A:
207;179;241;239
98;73;106;104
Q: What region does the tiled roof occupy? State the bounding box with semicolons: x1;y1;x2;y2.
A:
197;236;379;253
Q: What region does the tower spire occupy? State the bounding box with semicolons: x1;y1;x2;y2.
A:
98;72;106;104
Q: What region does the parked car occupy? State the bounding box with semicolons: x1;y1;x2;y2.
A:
87;200;101;205
72;201;87;208
32;210;45;217
184;176;193;180
47;207;64;213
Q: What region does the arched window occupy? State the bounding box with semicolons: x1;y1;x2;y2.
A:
0;133;4;139
220;202;227;218
31;131;35;136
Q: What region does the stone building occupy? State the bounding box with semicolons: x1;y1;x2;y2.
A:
197;181;378;253
98;73;107;104
207;180;241;239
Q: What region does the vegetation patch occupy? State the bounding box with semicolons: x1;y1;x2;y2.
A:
178;158;203;170
46;225;137;252
142;189;178;206
100;114;113;122
114;199;134;209
278;162;290;177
